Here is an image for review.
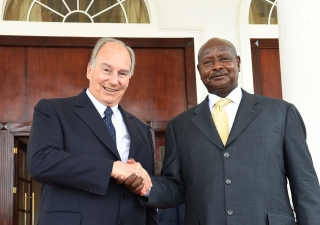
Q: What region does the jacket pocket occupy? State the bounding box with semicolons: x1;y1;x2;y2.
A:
185;213;199;225
268;211;296;225
39;211;81;225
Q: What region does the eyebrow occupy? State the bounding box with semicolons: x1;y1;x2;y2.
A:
100;63;130;73
100;63;112;68
119;69;130;74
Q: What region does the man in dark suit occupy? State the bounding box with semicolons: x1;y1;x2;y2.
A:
120;37;320;224
27;37;158;225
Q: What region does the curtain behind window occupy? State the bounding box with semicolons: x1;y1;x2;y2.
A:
3;0;149;23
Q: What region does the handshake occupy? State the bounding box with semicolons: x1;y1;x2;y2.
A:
111;158;152;196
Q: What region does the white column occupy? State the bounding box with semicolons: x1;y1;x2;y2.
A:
277;0;320;176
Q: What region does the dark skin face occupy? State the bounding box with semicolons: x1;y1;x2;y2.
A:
197;38;241;98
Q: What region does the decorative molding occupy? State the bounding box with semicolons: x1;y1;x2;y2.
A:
0;121;32;134
0;122;8;131
0;130;14;225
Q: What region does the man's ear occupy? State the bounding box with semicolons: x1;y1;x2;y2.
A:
237;56;241;72
197;64;202;80
86;63;92;79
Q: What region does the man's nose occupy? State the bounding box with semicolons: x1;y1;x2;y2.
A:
212;61;223;70
108;72;119;84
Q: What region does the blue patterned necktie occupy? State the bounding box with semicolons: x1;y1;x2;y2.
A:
103;107;116;145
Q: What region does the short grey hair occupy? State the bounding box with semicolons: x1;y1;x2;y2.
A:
88;37;136;77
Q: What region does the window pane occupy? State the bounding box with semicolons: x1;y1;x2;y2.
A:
123;0;150;23
29;4;42;22
79;0;93;11
3;0;150;23
64;0;78;11
93;4;125;23
249;0;278;24
4;0;32;21
65;12;92;23
29;3;63;22
42;0;68;15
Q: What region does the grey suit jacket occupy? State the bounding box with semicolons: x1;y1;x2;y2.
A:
146;89;320;225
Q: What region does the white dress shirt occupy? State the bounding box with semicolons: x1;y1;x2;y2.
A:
86;89;130;162
208;86;242;132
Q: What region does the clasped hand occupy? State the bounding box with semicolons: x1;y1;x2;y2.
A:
111;158;150;195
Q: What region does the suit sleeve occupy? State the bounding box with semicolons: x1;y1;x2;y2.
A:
145;125;159;224
145;121;185;208
27;99;113;195
284;104;320;224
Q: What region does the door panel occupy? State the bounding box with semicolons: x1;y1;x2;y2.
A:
122;48;187;120
251;39;282;99
14;138;34;225
0;36;197;122
0;47;27;120
26;47;91;119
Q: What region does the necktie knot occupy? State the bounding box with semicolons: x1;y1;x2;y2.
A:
104;107;116;145
215;98;232;108
104;107;113;118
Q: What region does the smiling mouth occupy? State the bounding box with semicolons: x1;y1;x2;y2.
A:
211;74;226;79
103;86;117;92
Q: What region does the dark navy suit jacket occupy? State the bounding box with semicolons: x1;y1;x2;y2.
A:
27;89;158;225
159;204;185;225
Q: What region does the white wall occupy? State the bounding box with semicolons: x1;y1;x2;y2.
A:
277;0;320;178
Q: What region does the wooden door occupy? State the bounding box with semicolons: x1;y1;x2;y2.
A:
0;36;196;122
251;39;282;99
14;138;33;225
0;36;197;225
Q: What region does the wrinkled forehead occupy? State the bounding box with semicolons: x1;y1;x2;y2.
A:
198;45;234;62
199;45;233;59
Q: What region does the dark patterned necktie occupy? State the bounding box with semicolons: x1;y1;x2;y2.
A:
103;107;116;145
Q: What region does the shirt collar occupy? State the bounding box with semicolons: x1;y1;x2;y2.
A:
208;86;242;109
86;89;119;118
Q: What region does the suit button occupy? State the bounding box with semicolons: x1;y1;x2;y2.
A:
224;152;230;158
226;179;232;185
227;209;233;215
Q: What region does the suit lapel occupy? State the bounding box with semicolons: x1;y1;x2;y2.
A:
119;106;141;161
226;89;261;146
72;90;121;159
190;98;225;150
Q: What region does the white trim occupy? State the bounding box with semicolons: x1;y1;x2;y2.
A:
117;0;128;24
63;10;94;23
267;0;277;25
63;0;71;12
239;0;279;94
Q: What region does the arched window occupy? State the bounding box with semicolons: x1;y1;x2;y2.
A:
249;0;277;24
3;0;150;23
